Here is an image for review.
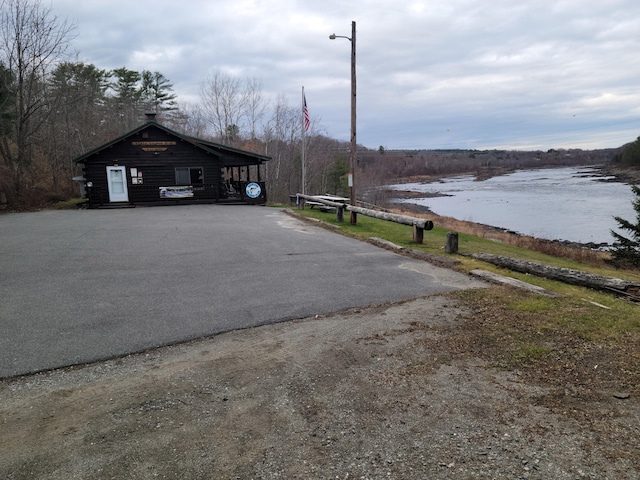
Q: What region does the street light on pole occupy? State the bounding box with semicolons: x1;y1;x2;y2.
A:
330;20;357;225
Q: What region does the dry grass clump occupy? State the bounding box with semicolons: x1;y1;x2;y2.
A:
434;214;611;267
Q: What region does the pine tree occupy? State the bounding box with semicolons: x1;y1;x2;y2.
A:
608;184;640;268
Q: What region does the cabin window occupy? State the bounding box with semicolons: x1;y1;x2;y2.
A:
175;167;204;187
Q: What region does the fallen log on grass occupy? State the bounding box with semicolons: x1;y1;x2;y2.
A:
471;253;640;295
470;269;562;297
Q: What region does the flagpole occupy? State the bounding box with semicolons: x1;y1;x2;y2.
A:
301;86;306;197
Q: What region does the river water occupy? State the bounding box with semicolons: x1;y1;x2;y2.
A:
392;166;637;245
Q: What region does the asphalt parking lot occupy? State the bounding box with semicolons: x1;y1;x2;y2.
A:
0;205;485;377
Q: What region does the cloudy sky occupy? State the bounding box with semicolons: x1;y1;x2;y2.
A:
49;0;640;151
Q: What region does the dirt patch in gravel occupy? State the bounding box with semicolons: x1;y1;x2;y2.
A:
1;289;639;479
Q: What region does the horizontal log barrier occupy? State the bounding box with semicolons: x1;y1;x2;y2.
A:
346;205;434;230
296;194;433;243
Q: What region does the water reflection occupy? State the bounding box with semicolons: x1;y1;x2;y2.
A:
392;167;635;244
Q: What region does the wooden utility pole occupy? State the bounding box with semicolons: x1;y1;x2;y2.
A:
330;22;358;225
349;20;357;225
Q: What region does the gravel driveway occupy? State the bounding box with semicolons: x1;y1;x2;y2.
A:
2;291;638;479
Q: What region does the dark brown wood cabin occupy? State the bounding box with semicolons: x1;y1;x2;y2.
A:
75;117;271;208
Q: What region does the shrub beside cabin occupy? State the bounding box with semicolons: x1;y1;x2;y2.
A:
75;117;271;208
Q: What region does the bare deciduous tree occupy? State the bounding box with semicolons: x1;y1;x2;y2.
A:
200;70;246;145
245;77;265;141
0;0;75;202
262;93;302;201
163;101;208;139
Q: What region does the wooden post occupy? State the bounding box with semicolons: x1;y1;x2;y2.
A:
336;206;344;222
413;224;424;244
445;232;458;254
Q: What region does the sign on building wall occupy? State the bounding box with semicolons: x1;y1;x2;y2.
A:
159;186;194;198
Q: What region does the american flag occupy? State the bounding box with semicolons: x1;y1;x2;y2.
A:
303;94;310;131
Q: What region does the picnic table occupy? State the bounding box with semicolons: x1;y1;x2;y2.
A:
305;194;349;210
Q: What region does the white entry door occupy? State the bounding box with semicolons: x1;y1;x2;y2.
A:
106;166;129;202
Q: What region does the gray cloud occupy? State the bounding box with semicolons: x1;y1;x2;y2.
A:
51;0;640;150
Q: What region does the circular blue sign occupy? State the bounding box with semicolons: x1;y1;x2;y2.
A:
245;182;262;199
